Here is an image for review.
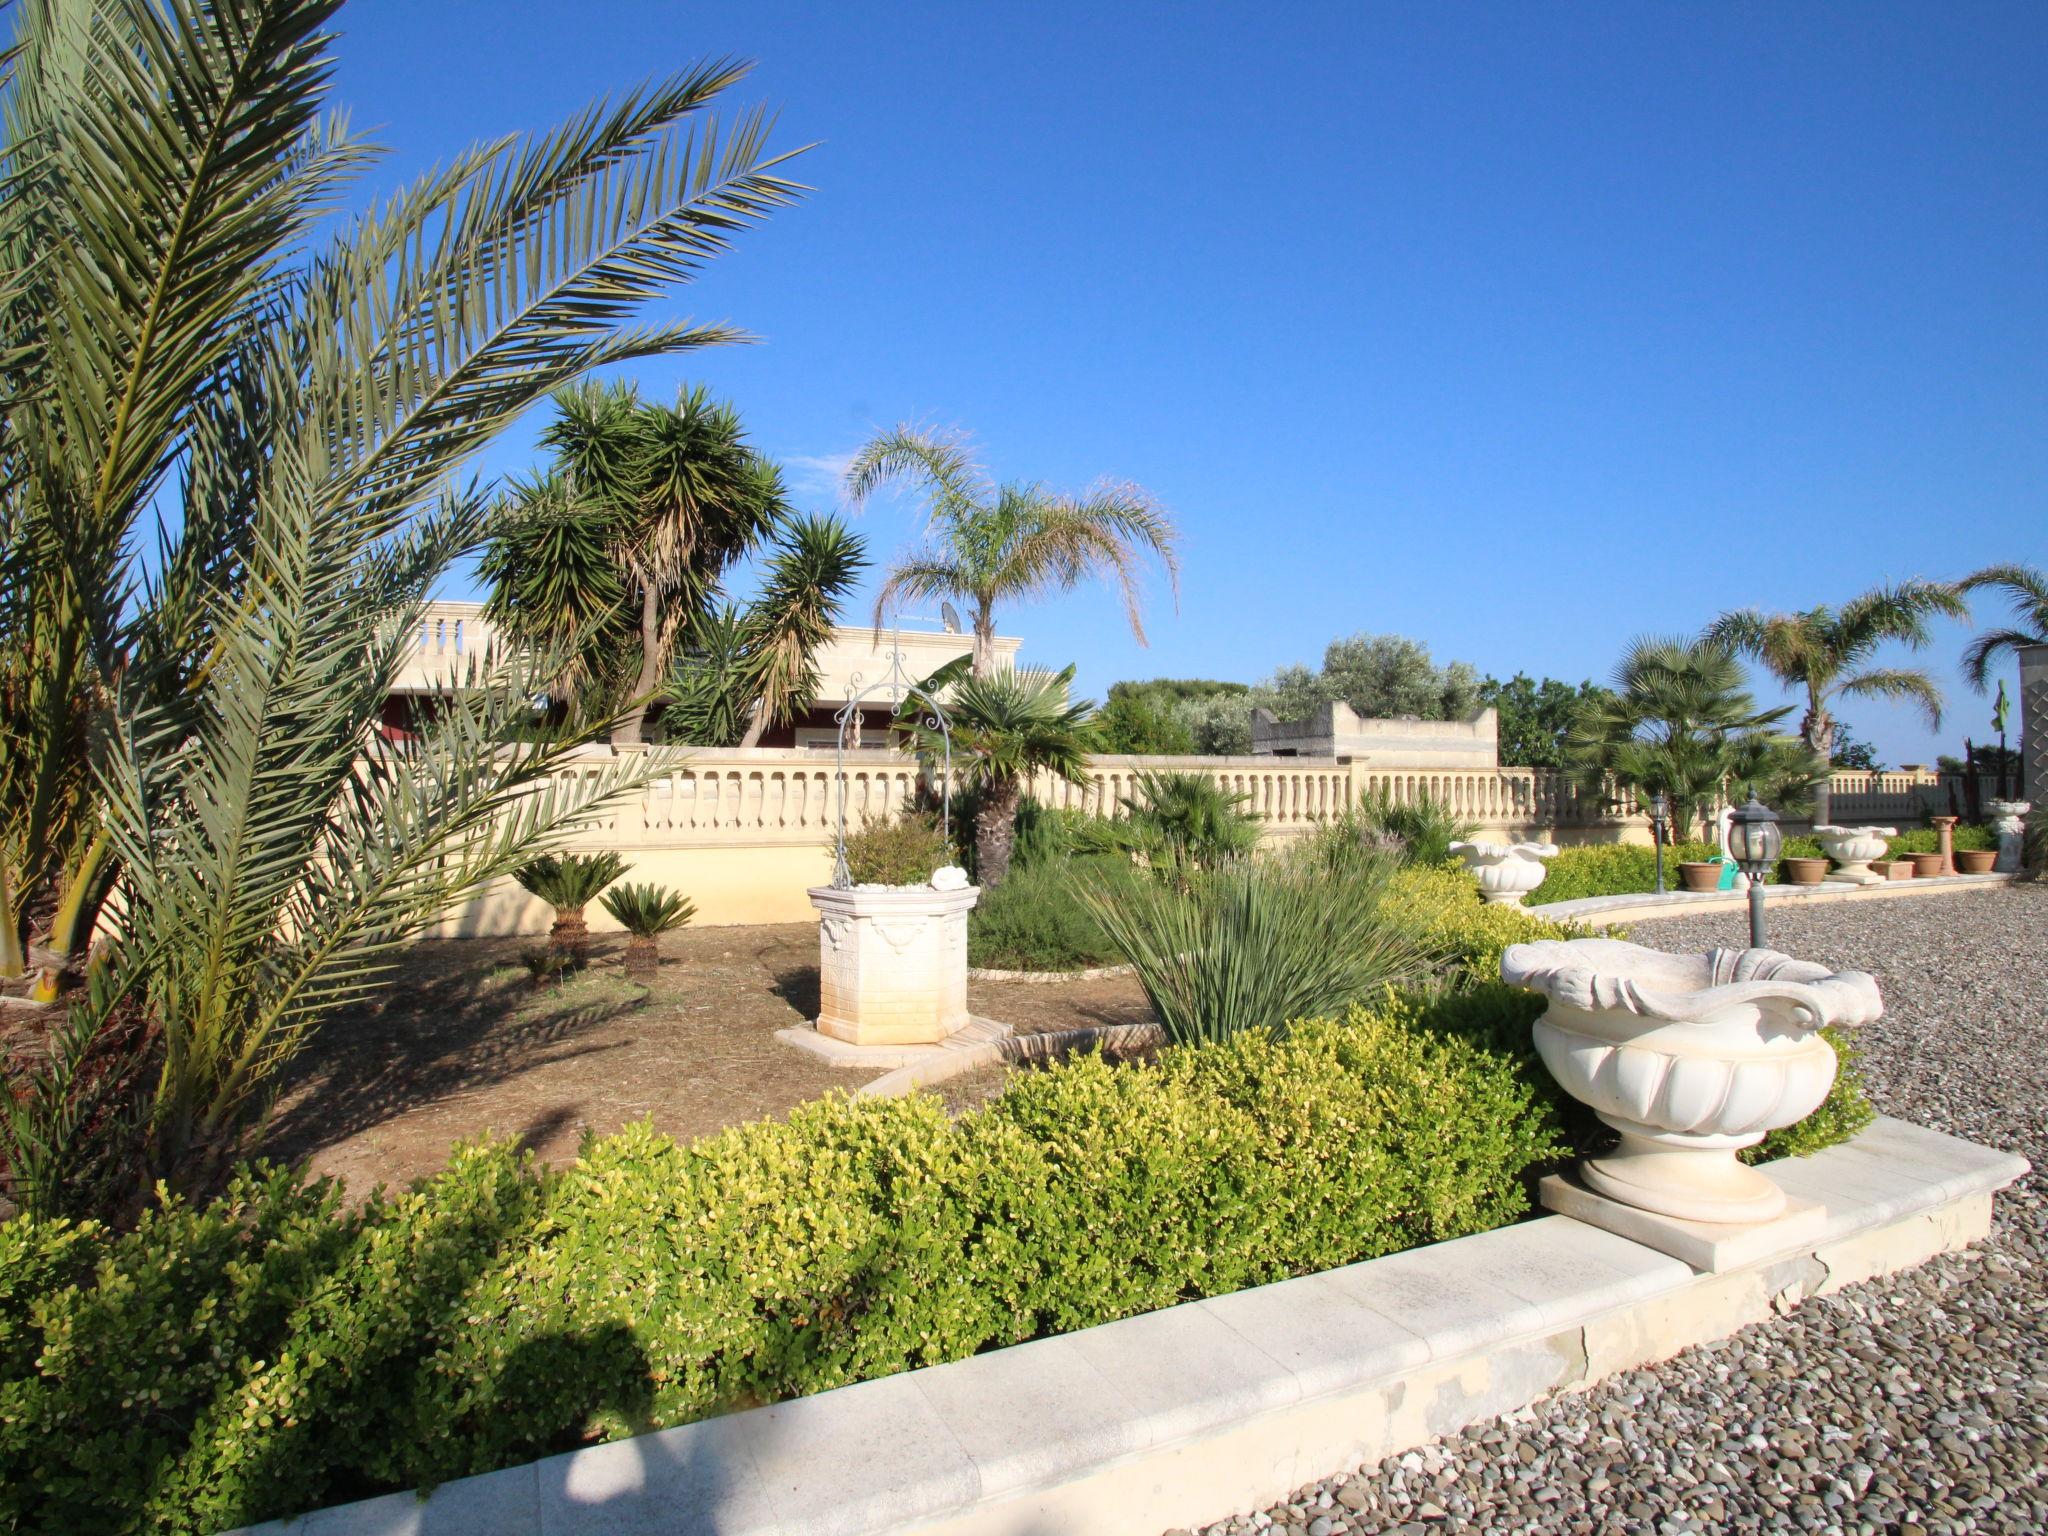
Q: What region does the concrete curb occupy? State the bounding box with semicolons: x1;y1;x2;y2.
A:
1528;871;2015;928
967;962;1136;984
222;1116;2027;1536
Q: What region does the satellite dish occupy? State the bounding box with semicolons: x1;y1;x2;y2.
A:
941;601;962;634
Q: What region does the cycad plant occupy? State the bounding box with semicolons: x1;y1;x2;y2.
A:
1078;840;1436;1046
516;853;631;965
0;0;803;1216
846;425;1180;676
1705;580;1964;824
598;881;697;977
903;667;1096;886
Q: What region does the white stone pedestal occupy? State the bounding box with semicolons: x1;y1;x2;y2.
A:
1811;824;1897;886
1539;1171;1826;1273
1988;800;2032;874
809;881;980;1047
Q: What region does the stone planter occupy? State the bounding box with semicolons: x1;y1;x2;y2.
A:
1811;824;1897;886
1780;856;1829;886
808;871;979;1047
1883;858;1916;881
1908;852;1945;878
1501;938;1884;1224
1954;849;1998;874
1677;861;1721;893
1448;839;1558;906
1987;800;2032;874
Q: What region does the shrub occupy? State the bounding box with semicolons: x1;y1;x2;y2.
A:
1382;863;1594;983
1531;841;1724;903
1117;770;1261;880
1010;797;1127;871
840;813;953;885
0;1017;1560;1534
1885;824;1994;856
1303;789;1480;871
968;853;1142;971
1080;843;1439;1045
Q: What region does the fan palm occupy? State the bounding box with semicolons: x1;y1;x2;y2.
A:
904;667;1096;886
1705;580;1965;825
1957;563;2048;692
1118;770;1261;883
0;0;804;1214
482;382;794;742
1566;638;1803;840
845;426;1180;676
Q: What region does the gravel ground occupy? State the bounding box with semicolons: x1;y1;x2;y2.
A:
1169;882;2048;1536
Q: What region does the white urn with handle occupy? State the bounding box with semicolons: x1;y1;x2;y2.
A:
1987;800;2032;873
1449;839;1558;906
1810;824;1896;886
1501;938;1883;1223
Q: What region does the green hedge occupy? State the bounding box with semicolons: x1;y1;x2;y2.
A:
1885;824;1995;855
968;853;1145;970
1530;824;1998;904
0;1012;1563;1535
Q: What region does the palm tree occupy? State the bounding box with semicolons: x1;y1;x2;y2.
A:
905;668;1096;886
1567;638;1803;840
1705;580;1965;825
845;426;1180;676
516;852;631;966
481;383;793;743
1958;563;2048;692
0;0;802;1215
657;515;868;746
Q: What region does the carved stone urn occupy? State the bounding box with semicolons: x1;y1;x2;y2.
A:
1810;824;1897;886
808;870;979;1047
1449;840;1559;906
1501;938;1883;1224
1987;800;2033;874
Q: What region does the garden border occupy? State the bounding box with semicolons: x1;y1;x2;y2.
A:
224;1115;2026;1536
1529;870;2015;928
966;962;1136;983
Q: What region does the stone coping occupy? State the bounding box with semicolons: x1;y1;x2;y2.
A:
1530;871;2015;927
223;1116;2026;1536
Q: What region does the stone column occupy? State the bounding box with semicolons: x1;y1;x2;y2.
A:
1930;815;1958;876
2025;644;2048;809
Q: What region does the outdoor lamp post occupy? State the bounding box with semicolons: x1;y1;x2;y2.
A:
1725;791;1783;950
1648;791;1672;894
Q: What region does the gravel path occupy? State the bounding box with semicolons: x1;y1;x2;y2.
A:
1170;882;2048;1536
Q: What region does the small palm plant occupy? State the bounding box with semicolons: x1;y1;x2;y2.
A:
516;853;631;965
1118;771;1260;884
599;882;697;977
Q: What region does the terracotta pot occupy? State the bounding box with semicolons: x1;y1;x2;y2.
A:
1677;861;1722;893
1883;859;1916;881
1909;852;1945;878
1954;849;1997;874
1780;857;1830;886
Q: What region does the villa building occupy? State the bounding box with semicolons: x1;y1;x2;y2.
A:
388;599;1022;748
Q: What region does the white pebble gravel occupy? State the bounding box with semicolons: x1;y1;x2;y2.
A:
1168;883;2048;1536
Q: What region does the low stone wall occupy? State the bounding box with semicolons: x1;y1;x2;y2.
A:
223;1116;2027;1536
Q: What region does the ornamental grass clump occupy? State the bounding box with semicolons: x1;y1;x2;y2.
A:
1078;840;1441;1044
597;882;696;977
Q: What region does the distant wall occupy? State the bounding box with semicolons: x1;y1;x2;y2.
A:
1250;703;1499;767
420;749;1982;936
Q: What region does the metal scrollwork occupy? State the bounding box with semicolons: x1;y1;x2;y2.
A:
830;632;954;888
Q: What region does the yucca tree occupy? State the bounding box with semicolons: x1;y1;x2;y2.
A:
845;425;1180;676
481;382;795;743
905;667;1096;886
1566;638;1802;840
1705;580;1965;825
0;0;804;1214
1958;563;2048;692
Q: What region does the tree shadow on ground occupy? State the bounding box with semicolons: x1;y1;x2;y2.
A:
260;944;645;1165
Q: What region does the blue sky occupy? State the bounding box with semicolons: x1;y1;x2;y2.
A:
334;1;2046;766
